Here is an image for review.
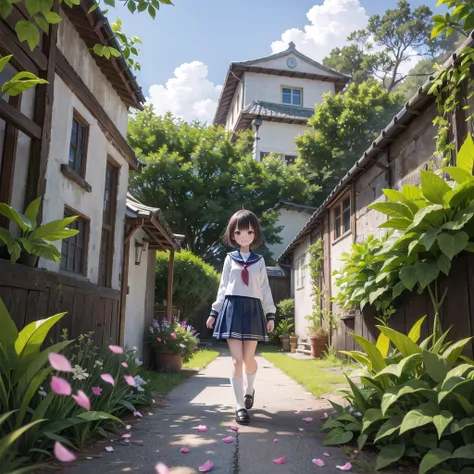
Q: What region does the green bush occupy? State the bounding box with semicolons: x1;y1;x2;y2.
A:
277;298;294;319
155;250;220;320
321;316;474;473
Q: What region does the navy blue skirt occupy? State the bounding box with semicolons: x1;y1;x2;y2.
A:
213;295;269;342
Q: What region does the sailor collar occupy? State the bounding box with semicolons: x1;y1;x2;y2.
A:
229;250;262;265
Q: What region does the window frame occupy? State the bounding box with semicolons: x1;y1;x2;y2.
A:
295;255;306;290
68;110;89;178
282;86;303;107
60;206;90;276
331;192;352;243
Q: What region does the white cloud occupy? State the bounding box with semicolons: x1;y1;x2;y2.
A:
146;61;222;123
271;0;369;62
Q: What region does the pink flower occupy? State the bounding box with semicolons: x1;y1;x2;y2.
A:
337;462;352;471
302;417;313;422
124;375;136;386
274;439;279;443
133;346;138;351
54;441;76;462
121;362;128;368
109;345;124;354
155;463;170;474
194;346;198;350
295;410;302;415
323;452;330;457
180;447;190;453
48;353;73;372
179;344;186;348
164;340;167;344
100;374;115;386
133;411;143;417
199;460;213;472
230;425;239;431
51;376;72;396
157;337;162;342
196;425;207;432
92;386;102;396
313;459;325;467
222;436;233;443
171;333;177;340
273;457;287;465
72;390;90;411
122;434;131;438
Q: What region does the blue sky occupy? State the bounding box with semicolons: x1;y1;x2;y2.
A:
110;0;442;121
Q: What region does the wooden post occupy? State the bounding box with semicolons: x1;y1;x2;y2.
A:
166;250;175;322
118;238;130;345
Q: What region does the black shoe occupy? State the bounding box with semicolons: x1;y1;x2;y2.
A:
235;408;250;425
244;389;255;410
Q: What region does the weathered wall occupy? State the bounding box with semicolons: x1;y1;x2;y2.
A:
255;121;308;158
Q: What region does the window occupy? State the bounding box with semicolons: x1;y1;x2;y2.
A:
60;209;89;275
282;87;302;106
98;160;119;287
285;155;297;165
68;112;89;176
333;195;351;240
296;256;306;289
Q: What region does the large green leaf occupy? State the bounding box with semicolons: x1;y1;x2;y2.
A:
443;166;474;184
374;414;404;442
0;418;45;461
443;338;473;366
30;216;77;240
379;218;412;230
419;448;452;474
420;170;452;204
351;334;386;372
400;265;417;291
339;350;371;368
438;377;474;403
381;379;432;415
456;133;474;173
14;20;40;51
399;402;438;435
438;253;451;276
361;408;389;433
377;326;421;357
19;238;61;261
433;411;454;438
345;374;368;413
402;184;424;200
450;417;474;434
414;432;438;449
374;353;422;380
77;411;124;424
376;444;405;470
0;298;19;368
437;232;469;260
322;428;353;446
0;204;31;232
0;228;21;263
368;202;413;219
414;262;440;289
445;181;474;208
412;204;444;228
376;331;391;358
22;198;41;231
424;228;441;250
408;316;426;343
423;350;452;383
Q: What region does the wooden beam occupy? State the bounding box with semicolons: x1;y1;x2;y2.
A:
0;98;41;139
55;49;139;170
119;237;130;345
150;214;177;250
25;7;58;220
166;250;175;322
124;221;143;243
143;225;167;251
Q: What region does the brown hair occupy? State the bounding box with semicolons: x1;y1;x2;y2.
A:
224;209;263;249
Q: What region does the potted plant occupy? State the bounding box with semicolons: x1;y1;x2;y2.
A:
305;311;331;358
0;197;79;267
145;317;199;372
289;332;298;353
276;317;294;351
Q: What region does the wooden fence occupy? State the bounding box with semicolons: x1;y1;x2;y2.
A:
0;260;121;347
331;252;474;359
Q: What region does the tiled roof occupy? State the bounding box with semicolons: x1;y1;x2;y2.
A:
243;101;315;121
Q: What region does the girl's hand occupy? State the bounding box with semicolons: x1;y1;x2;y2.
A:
206;316;216;329
267;320;274;333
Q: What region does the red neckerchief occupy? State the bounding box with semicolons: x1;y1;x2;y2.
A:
230;251;260;286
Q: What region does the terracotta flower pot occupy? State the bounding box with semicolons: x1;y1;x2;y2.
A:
154;349;183;372
310;336;328;358
279;334;290;352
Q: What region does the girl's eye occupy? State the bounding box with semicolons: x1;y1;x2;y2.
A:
248;231;255;235
235;231;241;236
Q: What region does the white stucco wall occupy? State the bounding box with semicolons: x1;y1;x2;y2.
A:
267;208;313;261
256;121;308;158
244;72;334;109
330;233;353;303
57;12;129;136
293;236;313;338
124;228;149;359
39;75;129;291
225;81;243;130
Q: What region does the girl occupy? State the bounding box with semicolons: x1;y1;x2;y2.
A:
206;209;276;425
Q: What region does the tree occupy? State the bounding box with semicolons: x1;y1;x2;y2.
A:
295;79;404;200
128;107;319;266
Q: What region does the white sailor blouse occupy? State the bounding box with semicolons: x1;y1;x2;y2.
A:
210;250;276;321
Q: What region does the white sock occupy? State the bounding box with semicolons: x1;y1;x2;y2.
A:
245;365;257;396
230;377;245;410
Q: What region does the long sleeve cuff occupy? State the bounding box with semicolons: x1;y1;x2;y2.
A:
266;313;275;321
209;310;218;318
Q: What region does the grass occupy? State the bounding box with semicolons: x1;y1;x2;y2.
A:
142;348;220;395
258;346;349;398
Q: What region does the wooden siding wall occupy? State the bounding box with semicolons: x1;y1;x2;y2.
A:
0;260;120;346
331;252;474;359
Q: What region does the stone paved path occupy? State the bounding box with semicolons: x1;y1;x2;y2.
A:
63;350;356;474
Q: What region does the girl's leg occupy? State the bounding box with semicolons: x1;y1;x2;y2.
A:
227;339;245;410
243;341;258;397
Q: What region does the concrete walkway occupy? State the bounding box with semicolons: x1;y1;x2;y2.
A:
64;350;354;474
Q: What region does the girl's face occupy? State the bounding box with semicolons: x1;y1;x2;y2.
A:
234;224;255;248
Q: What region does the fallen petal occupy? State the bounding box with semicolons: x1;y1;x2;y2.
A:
51;376;72;396
72;390;91;411
105;446;114;452
121;362;128;368
48;353;73;372
133;411;143;417
197;425;207;432
180;447;190;453
298;428;304;431
124;375;136;386
148;412;153;416
274;439;279;443
109;345;124;354
313;459;325;467
294;410;302;414
230;425;239;431
273;457;287;465
126;425;132;430
302;417;313;422
122;434;131;438
337;462;352;471
323;452;330;457
100;373;115;386
86;457;93;460
54;441;76;462
155;463;170;474
222;436;233;443
199;460;213;472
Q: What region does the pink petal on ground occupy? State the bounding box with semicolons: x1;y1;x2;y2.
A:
302;417;313;422
122;434;131;438
294;410;302;414
54;441;76;462
133;411;143;417
92;386;102;396
336;462;352;471
105;446;114;452
48;353;73;372
109;345;124;354
72;390;90;411
121;362;128;368
199;460;213;472
298;428;304;431
222;436;233;444
51;376;72;396
126;425;132;430
180;447;190;453
313;459;325;467
272;457;287;465
124;375;136;386
197;425;207;432
274;439;279;443
230;425;239;431
155;463;170;474
100;373;115;386
323;452;330;457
